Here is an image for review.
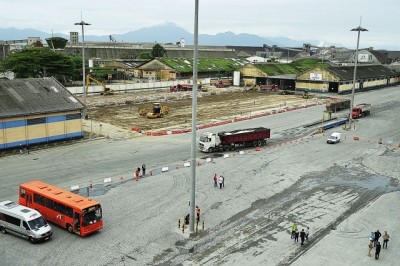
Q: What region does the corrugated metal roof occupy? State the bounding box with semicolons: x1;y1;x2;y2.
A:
327;65;397;80
0;77;84;119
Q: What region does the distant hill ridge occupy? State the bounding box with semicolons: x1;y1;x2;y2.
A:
0;22;306;47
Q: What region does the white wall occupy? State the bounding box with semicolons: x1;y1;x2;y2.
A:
67;78;211;94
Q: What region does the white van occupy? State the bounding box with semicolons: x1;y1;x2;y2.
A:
327;132;341;144
0;200;52;243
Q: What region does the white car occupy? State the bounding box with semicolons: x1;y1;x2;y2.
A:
327;132;341;144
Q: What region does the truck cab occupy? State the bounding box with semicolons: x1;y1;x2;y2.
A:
199;132;220;152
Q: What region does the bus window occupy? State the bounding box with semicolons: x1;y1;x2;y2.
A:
82;206;102;226
20;189;26;198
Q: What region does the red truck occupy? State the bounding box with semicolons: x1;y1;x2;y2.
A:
215;80;231;88
199;127;271;152
352;103;371;119
259;84;279;92
170;84;193;92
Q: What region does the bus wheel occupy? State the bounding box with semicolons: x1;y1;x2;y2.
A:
67;224;73;234
0;226;6;234
28;236;35;244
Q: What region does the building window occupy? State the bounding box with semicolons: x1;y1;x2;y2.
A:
66;113;82;120
27;117;46;125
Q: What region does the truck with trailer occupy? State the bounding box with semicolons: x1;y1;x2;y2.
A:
169;84;193;92
199;127;271;153
0;200;53;243
352;103;371;119
326;99;351;112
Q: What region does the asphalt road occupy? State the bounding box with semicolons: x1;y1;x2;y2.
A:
0;86;399;266
0;98;326;202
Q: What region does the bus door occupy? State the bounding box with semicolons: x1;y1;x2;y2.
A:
26;194;32;208
74;212;81;234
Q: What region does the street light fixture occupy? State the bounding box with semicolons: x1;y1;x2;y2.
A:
74;20;91;119
348;25;368;129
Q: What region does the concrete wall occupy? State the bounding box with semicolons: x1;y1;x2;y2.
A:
68;78;211;94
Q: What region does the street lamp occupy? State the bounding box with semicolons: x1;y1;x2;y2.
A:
348;25;368;129
189;0;199;233
74;20;91;119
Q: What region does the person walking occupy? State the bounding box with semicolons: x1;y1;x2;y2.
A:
141;164;146;176
294;229;299;243
382;231;390;249
368;239;373;257
291;222;297;239
214;174;218;187
195;206;201;222
369;231;375;243
305;227;309;241
374;230;382;247
218;175;223;189
135;167;140;181
300;229;306;245
375;241;381;260
221;175;225;187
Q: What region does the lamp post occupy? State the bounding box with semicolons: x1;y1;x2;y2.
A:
75;20;91;119
189;0;199;233
348;25;368;129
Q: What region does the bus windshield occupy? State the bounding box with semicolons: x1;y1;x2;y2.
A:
82;205;102;226
28;216;48;230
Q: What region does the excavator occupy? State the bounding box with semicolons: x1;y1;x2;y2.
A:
86;74;114;95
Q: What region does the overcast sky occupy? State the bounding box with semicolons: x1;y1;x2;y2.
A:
1;0;399;50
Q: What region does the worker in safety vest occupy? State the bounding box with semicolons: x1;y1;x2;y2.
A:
291;222;297;239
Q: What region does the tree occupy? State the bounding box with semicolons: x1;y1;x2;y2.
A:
151;43;166;58
139;52;152;59
2;47;81;82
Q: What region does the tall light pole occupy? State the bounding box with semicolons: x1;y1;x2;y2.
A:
349;25;368;129
189;0;199;233
75;20;91;119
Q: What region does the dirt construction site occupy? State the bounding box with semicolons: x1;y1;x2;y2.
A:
78;87;326;137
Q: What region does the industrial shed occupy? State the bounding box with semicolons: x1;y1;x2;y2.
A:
0;78;84;150
296;65;400;93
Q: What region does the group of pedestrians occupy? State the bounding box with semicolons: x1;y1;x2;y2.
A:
213;174;225;189
291;222;309;245
368;229;390;260
135;164;146;181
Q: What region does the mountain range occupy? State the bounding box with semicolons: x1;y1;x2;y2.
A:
0;22;316;47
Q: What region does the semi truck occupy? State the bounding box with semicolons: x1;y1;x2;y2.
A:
352;103;371;119
169;84;193;92
326;99;351;112
199;127;271;153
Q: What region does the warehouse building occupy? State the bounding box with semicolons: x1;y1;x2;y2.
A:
0;78;84;150
296;65;400;94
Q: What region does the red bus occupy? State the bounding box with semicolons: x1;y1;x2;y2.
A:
19;180;103;236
